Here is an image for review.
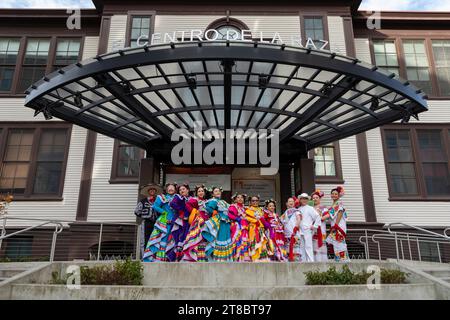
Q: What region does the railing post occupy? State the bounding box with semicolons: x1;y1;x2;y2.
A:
407;234;412;261
417;238;422;262
97;223;103;261
50;225;59;262
365;229;369;260
394;232;399;261
0;217;7;250
135;222;141;261
437;242;442;263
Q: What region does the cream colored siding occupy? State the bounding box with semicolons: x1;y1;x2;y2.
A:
315;136;366;222
354;38;372;64
367;101;450;226
108;15;128;51
87;134;138;223
327;16;346;55
82;36;99;59
154;15;301;43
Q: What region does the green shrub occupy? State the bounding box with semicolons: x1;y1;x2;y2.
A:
49;259;143;286
305;265;408;285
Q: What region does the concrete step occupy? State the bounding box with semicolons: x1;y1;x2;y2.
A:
8;283;438;300
422;268;450;278
0;269;28;278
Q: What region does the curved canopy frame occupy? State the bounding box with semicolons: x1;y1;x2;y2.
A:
25;41;428;154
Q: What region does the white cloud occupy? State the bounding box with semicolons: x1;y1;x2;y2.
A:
360;0;450;11
0;0;94;9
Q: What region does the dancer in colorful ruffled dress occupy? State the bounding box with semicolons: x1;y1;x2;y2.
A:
143;183;177;262
326;186;350;262
263;199;286;261
246;195;271;261
202;187;232;261
182;185;212;262
228;193;250;262
167;184;191;261
281;197;302;262
311;190;330;262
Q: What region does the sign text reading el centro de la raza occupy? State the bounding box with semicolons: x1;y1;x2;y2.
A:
133;29;330;51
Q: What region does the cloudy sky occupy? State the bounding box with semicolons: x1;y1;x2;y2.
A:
1;0;450;11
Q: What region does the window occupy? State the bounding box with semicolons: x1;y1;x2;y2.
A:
431;40;450;96
5;237;33;259
0;36;82;95
419;242;441;262
304;17;325;48
18;38;50;93
312;142;343;183
402;40;432;94
373;40;400;76
0;38;20;91
129;16;152;48
110;140;145;183
53;39;81;68
382;125;450;200
0;124;71;199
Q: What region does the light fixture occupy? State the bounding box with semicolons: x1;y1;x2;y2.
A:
320;81;332;96
74;92;83;108
121;81;131;94
258;74;269;89
369;97;379;111
187;74;197;89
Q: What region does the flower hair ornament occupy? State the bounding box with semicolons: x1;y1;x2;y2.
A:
311;189;325;198
164;182;178;192
231;192;247;201
264;199;277;207
331;186;345;197
177;182;190;192
210;186;223;193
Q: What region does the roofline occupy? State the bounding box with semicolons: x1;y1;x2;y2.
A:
0;8;100;19
355;10;450;21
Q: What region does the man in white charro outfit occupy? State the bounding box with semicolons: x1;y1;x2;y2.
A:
298;193;321;262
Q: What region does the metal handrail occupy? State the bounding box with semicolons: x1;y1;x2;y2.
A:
0;216;140;262
387;222;450;240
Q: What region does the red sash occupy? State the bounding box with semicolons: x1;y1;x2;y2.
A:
313;226;324;248
289;227;299;262
331;225;346;242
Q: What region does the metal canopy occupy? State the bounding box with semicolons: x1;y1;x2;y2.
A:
24;41;428;155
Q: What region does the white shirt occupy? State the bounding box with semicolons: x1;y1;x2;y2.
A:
299;205;321;233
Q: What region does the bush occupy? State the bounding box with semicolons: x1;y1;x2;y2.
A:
50;259;143;286
305;265;408;285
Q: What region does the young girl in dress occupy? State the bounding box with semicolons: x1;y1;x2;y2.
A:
326;186;350;262
281;197;302;262
143;183;177;262
263;199;286;261
202;187;232;261
182;185;211;262
311;190;330;262
228;193;251;262
246;195;271;261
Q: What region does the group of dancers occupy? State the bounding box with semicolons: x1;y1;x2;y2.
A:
134;182;349;263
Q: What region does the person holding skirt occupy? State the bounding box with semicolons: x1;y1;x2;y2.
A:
263;199;286;261
311;190;330;262
326;186;350;262
281;197;302;262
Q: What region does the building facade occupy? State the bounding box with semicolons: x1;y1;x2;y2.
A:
0;0;449;261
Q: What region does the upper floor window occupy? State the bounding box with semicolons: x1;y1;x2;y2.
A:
0;124;71;199
304;17;325;48
0;36;82;95
382;125;450;200
402;40;432;94
128;16;152;48
312;142;343;183
110;140;145;183
431;40;450;96
373;40;399;76
0;38;20;92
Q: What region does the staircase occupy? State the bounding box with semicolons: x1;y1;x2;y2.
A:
1;260;449;300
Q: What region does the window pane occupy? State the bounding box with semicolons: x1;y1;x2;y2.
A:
54;39;80;65
417;130;446;162
314;144;337;177
0;67;15;91
422;163;450;196
385;130;413;161
37;129;67;161
18;66;46;93
373;40;399;76
388;163;418;195
130;16;151;48
432;40;450;95
402;40;432;93
116;142;143;177
24;39;50;64
304;17;324;49
0;38;20;64
33;162;63;194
